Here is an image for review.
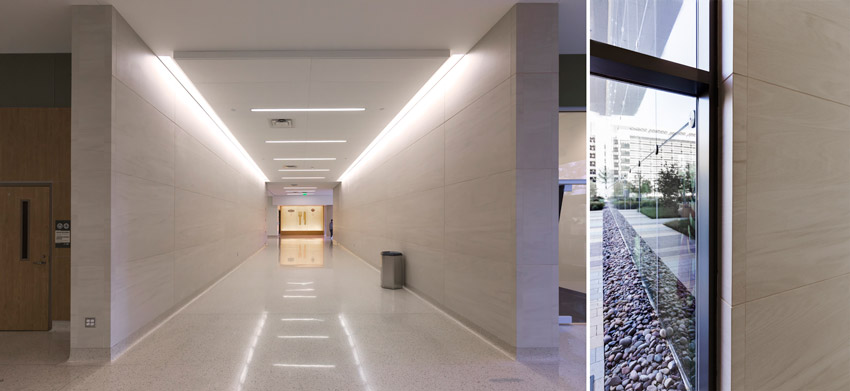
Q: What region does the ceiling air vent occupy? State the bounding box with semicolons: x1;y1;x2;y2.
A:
284;165;297;168
270;119;294;128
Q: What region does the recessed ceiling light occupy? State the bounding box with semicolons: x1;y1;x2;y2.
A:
274;158;336;161
281;177;325;180
277;336;329;339
252;108;365;112
266;140;346;144
280;318;323;321
273;364;336;368
277;169;330;172
284;187;317;190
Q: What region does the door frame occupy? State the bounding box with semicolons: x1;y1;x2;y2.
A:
0;182;53;329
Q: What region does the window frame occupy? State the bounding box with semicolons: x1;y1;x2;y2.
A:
589;1;718;390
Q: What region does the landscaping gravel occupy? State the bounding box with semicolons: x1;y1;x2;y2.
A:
602;208;687;391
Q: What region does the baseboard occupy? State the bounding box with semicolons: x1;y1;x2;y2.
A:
52;320;70;332
516;347;560;363
105;243;266;362
335;243;543;362
68;348;111;364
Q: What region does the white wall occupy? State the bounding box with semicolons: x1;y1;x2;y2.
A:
721;1;850;390
558;112;586;293
335;4;559;360
266;196;279;236
71;5;266;359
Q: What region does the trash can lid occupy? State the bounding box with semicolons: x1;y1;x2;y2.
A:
381;251;403;256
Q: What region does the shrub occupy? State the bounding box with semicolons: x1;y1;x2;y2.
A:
639;205;679;219
590;201;604;211
664;218;696;239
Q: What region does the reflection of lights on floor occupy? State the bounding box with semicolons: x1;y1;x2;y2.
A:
273;364;336;368
285;288;315;292
339;314;372;391
277;335;329;339
287;282;313;285
280;318;323;322
237;311;268;391
283;295;317;298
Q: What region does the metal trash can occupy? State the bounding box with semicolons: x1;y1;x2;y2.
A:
380;251;404;289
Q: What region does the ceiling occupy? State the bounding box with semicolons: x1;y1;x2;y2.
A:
0;0;587;55
176;54;445;191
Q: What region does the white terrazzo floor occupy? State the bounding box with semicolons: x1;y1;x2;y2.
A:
0;237;584;391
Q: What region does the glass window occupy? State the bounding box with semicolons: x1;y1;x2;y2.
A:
589;76;698;388
590;0;697;67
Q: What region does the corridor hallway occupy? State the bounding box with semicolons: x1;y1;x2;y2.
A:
0;238;582;391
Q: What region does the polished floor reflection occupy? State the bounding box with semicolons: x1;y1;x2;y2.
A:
277;236;325;267
0;238;582;390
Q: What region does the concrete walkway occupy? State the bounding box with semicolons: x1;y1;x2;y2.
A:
617;209;697;294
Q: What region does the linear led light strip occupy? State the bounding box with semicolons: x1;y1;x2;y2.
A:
275;158;336;161
277;335;329;339
266;140;346;144
253;108;364;112
158;56;269;183
338;54;463;182
278;169;329;172
281;177;324;180
273;364;335;368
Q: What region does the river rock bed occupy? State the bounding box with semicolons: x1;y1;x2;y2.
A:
603;208;685;391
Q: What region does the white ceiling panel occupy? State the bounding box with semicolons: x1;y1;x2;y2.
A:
177;55;445;188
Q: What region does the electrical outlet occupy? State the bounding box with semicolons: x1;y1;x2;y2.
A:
85;317;96;328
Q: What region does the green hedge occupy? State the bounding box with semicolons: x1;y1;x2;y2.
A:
664;218;695;239
639;205;679;219
590;201;604;211
609;199;663;210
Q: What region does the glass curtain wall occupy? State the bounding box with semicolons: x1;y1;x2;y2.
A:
589;1;713;390
590;77;698;388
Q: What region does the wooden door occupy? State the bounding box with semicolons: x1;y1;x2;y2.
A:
0;186;51;330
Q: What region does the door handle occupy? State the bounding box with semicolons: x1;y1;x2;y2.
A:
33;255;47;265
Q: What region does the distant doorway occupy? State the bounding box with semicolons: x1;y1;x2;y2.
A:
279;205;325;236
1;185;51;331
